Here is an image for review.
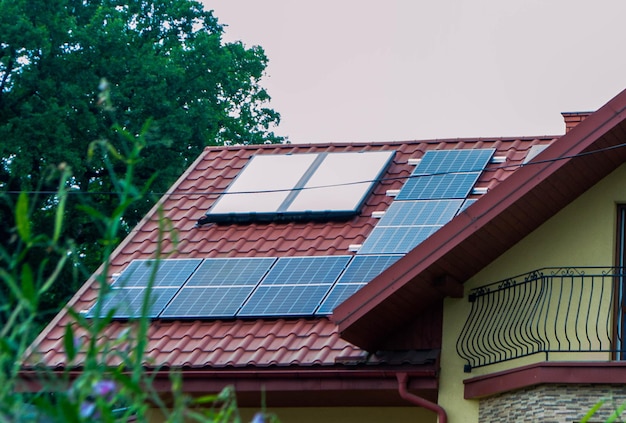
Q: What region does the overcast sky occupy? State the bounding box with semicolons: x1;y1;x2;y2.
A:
204;1;626;143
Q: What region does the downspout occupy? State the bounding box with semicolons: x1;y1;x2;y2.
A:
397;372;447;423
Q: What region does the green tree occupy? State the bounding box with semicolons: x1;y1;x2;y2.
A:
0;0;283;325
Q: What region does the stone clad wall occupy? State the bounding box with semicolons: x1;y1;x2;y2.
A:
479;384;626;422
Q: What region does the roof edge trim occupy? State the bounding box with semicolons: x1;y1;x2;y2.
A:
333;88;626;347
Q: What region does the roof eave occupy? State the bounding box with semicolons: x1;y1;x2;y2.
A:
334;88;626;350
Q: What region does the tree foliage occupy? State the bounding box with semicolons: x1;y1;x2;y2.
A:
0;0;283;324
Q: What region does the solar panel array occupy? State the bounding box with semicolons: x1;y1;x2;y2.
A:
89;148;496;320
88;255;403;319
358;149;494;254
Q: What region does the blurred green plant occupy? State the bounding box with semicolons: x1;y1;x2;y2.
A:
580;397;625;423
0;85;277;422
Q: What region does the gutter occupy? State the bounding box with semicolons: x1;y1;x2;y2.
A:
20;367;438;380
19;367;439;392
397;372;447;423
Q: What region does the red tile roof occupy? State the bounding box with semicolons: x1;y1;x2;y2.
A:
335;89;626;350
29;318;361;369
26;136;557;372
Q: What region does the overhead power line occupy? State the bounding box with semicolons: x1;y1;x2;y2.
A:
3;140;626;197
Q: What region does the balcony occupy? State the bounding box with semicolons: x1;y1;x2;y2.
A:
456;267;626;372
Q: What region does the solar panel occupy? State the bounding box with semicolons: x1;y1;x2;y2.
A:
286;151;395;213
88;259;202;319
316;284;363;315
378;200;463;227
397;149;494;201
93;287;180;319
160;286;255;318
413;149;495;174
256;256;352;285
396;173;482;200
523;144;550;164
459;199;477;213
358;201;458;255
357;226;440;254
203;151;395;223
238;256;351;317
181;257;276;287
207;154;319;215
334;254;403;283
112;259;202;288
238;284;332;316
316;255;402;314
160;257;276;318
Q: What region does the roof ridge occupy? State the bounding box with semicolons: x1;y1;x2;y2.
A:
202;135;561;152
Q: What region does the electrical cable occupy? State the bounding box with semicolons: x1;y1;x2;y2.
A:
3;139;626;197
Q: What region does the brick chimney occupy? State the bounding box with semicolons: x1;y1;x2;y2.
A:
561;111;593;133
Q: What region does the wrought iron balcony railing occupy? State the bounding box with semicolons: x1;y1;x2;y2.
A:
456;267;625;372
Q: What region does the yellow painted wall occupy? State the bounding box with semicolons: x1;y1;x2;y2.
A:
439;163;626;423
146;406;436;422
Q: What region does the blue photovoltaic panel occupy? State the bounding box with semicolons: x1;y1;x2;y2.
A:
316;284;364;315
377;200;463;227
160;257;276;318
415;149;495;174
88;259;202;319
358;226;440;254
316;255;402;314
335;254;403;283
396;173;481;200
238;256;351;317
183;257;276;287
258;256;352;285
397;149;494;201
92;287;179;319
160;286;255;318
459;199;477;213
112;259;202;288
239;284;332;316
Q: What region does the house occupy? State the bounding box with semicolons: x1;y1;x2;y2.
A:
24;88;626;422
